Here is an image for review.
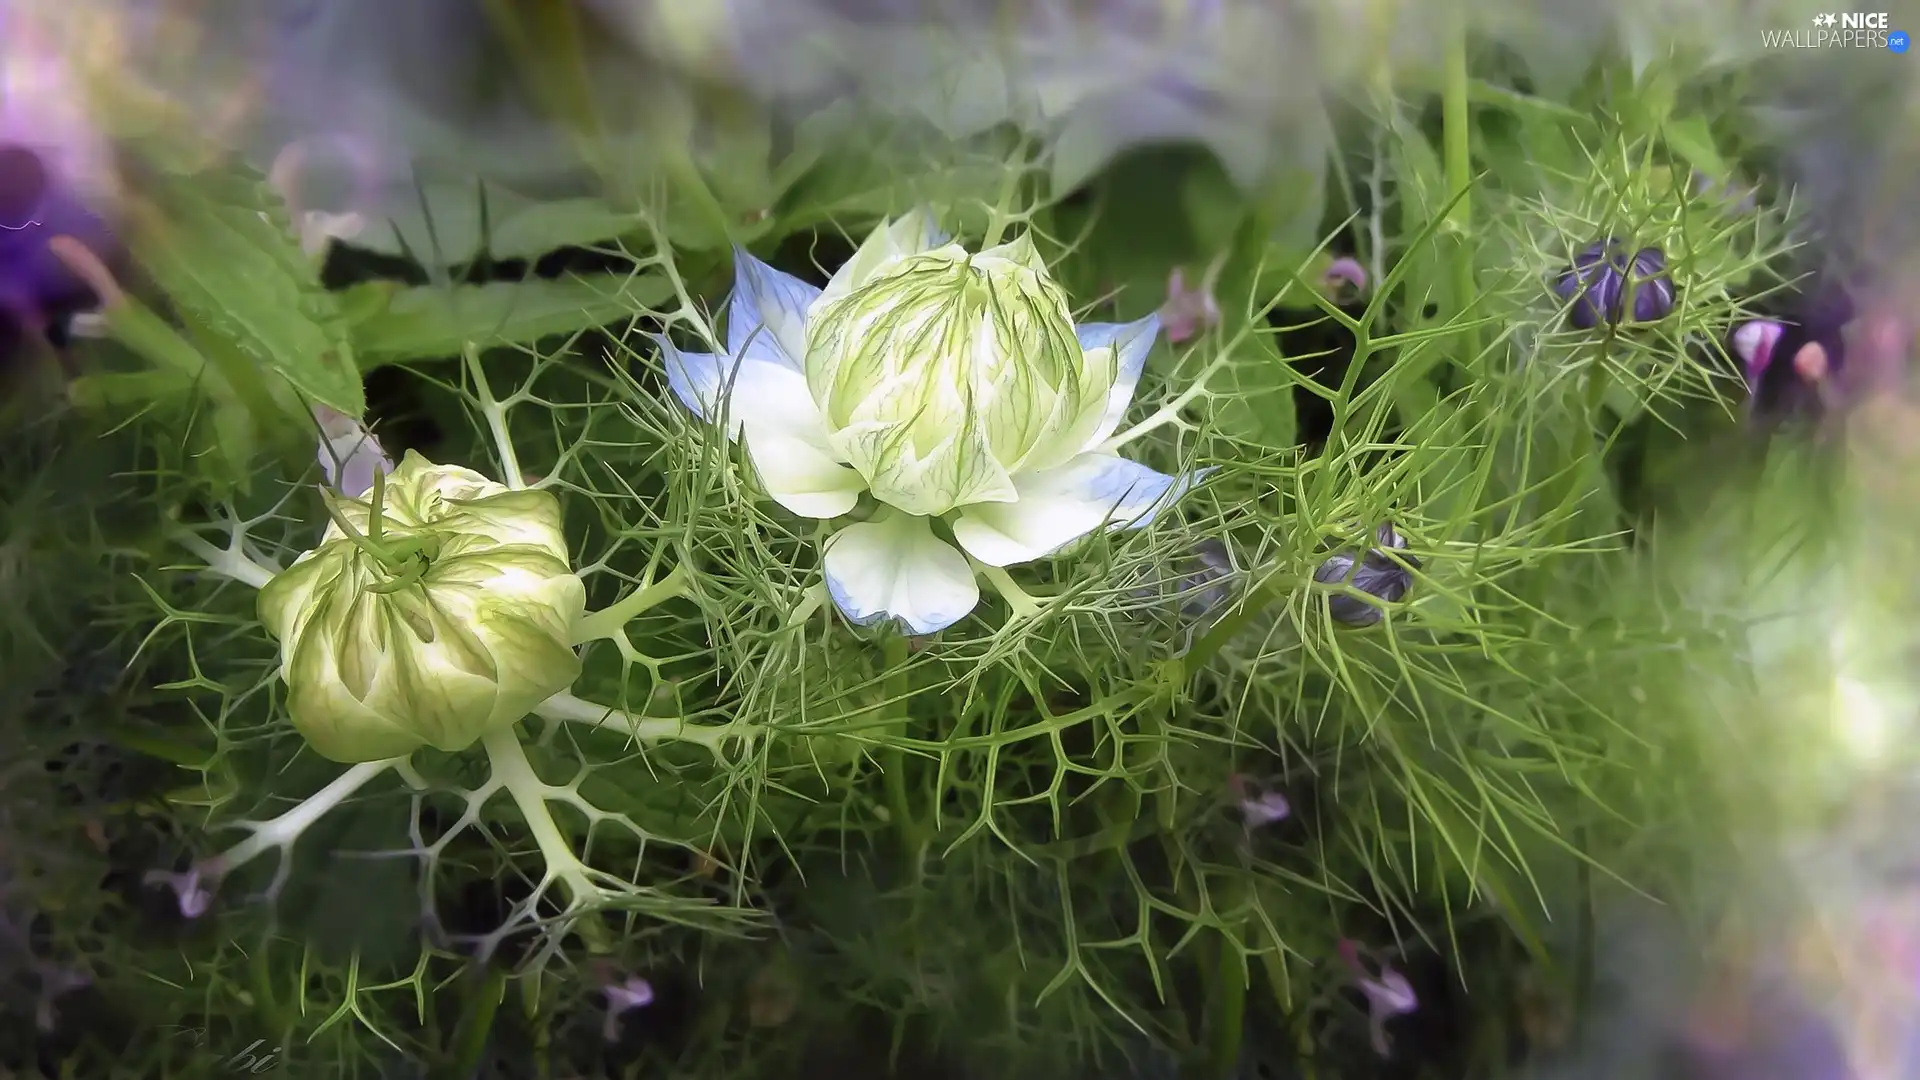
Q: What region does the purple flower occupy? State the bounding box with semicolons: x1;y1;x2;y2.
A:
1733;281;1858;417
1313;523;1418;627
0;28;122;334
1161;262;1222;345
602;975;654;1042
1321;256;1369;299
1554;240;1675;330
1338;939;1418;1058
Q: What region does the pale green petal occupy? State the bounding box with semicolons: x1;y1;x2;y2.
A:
816;208;952;307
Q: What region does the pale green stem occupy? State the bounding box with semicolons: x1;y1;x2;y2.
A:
479;726;610;952
646;218;724;355
532;690;750;751
464;343;523;490
1096;355;1232;455
215;759;397;873
978;135;1031;250
572;564;691;644
977;562;1043;619
784;584;827;630
1441;9;1482;370
171;529;276;589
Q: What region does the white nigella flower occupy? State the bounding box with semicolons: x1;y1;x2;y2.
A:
657;209;1206;635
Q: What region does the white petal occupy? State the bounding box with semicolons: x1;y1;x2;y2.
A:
951;453;1211;568
823;516;980;635
729;249;820;372
1075;314;1162;450
730;362;866;519
655;335;740;435
659;334;865;516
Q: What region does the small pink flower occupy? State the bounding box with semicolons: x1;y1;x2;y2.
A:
602;975;654;1042
1161;260;1224;344
1338;938;1418;1058
1321;257;1369;299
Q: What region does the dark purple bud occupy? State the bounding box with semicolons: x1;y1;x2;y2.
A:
1177;538;1235;619
1554;239;1676;330
1313;523;1418;627
1627;248;1674;322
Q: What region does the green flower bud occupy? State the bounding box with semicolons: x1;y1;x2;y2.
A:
257;451;587;763
804;233;1117;517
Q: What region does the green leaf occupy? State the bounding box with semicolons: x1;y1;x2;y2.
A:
1210;332;1299;450
348;274;675;366
484;195;644;262
1661;115;1728;179
131;165;365;417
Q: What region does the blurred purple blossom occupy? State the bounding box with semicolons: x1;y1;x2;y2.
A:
1322;256;1369;299
1338;938;1418;1058
1161;262;1222;345
1228;773;1290;828
589;0;1321;192
0;21;121;335
602;975;655;1042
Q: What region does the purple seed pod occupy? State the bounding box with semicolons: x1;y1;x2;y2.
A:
1313;523;1419;628
1554;239;1676;330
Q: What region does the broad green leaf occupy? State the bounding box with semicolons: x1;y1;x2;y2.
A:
1662;115;1728;180
348;274;675;366
1211;332;1300;450
484;195;644;262
131;165;364;417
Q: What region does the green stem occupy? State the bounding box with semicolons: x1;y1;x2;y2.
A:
977;562;1043;619
979;135;1032;249
464;344;523;489
532;690;748;751
480;727;612;953
1203;926;1248;1080
572;564;691;644
440;968;507;1080
1441;12;1482;373
216;759;397;873
877;635;924;858
171;529;276;589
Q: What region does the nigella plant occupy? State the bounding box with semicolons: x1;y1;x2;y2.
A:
1313;523;1419;628
656;209;1209;636
1554;239;1676;331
